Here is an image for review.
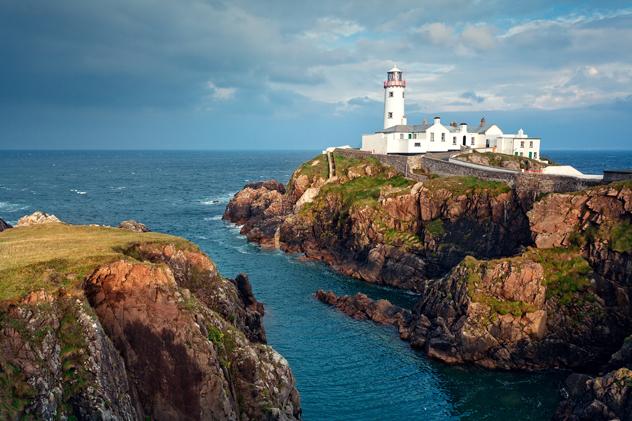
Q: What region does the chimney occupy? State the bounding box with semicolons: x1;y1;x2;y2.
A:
434;116;441;125
451;121;457;127
480;117;486;127
460;122;468;132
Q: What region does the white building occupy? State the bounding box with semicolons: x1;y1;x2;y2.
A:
361;67;542;160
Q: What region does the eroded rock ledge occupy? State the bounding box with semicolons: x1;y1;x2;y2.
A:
224;154;534;291
0;222;301;420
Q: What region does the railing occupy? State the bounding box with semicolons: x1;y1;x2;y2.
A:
384;80;406;88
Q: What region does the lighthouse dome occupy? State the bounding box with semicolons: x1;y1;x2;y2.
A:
388;65;401;73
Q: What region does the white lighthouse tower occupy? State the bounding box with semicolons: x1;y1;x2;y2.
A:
383;65;406;129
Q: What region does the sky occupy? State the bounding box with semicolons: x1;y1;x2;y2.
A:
1;0;632;150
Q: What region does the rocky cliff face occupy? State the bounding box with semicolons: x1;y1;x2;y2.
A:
315;181;632;371
224;153;532;291
0;224;301;420
226;154;632;373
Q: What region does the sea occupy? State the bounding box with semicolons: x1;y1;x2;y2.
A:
0;149;630;420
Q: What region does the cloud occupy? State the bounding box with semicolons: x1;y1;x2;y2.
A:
416;22;454;46
460;25;495;51
460;91;485;103
206;82;236;101
301;17;364;43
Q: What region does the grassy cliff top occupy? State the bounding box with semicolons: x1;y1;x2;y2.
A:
0;223;197;301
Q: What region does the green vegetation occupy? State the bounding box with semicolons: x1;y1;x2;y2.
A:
609;220;632;253
295;154;329;180
425;219;445;237
383;228;422;250
320;175;414;210
0;224;197;301
58;302;91;412
0;361;35;418
332;153;381;176
207;325;224;348
527;248;593;305
423;176;511;197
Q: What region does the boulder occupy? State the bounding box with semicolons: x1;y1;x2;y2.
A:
118;219;150;232
0;217;11;232
16;211;61;226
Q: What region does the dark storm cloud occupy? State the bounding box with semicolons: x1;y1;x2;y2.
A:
0;0;631;149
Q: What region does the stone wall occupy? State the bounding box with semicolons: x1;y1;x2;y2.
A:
334;149;605;193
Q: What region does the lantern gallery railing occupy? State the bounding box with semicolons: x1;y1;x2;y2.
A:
384;80;406;88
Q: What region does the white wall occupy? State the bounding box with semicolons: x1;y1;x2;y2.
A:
384;87;405;129
361;133;387;154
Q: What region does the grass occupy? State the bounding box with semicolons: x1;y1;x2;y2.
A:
526;248;593;305
332;153;382;177
609;221;632;253
295;154;329;180
320;175;414;210
0;223;197;301
422;176;511;196
425;219;445;237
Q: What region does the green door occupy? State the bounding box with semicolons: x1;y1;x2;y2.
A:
528;152;532;158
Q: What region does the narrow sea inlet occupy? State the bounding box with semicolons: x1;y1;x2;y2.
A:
2;150;627;420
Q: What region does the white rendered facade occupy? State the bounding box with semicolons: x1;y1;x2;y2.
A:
361;67;542;159
383;66;407;129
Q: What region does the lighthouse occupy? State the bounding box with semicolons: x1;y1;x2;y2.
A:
383;65;406;129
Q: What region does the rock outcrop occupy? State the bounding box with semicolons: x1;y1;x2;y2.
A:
16;211;61;226
0;217;11;232
226;153;632;373
0;223;301;420
311;180;632;372
225;153;532;291
555;336;632;420
118;219;150;232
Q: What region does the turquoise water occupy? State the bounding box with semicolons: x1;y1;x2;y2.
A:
1;150;630;420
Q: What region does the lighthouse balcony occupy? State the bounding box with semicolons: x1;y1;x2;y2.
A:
384;80;406;88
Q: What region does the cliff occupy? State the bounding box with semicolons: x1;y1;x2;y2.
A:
0;220;301;420
225;153;532;291
225;154;632;374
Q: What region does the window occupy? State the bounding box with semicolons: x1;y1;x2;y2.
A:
388;112;393;118
534;152;538;159
520;141;524;148
430;133;435;142
453;137;456;145
400;133;404;140
441;133;445;142
471;137;475;146
402;92;405;98
413;133;417;139
389;91;394;98
414;142;421;147
529;141;533;148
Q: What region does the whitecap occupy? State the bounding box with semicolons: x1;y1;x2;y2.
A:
0;202;30;212
110;186;127;191
200;192;234;206
203;215;223;221
70;189;87;195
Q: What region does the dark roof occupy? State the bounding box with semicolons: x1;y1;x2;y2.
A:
379;121;498;134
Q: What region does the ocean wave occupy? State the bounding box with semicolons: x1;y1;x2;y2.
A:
199;192;234;206
70;189;87;195
0;201;30;213
203;215;223;221
110;186;127;190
